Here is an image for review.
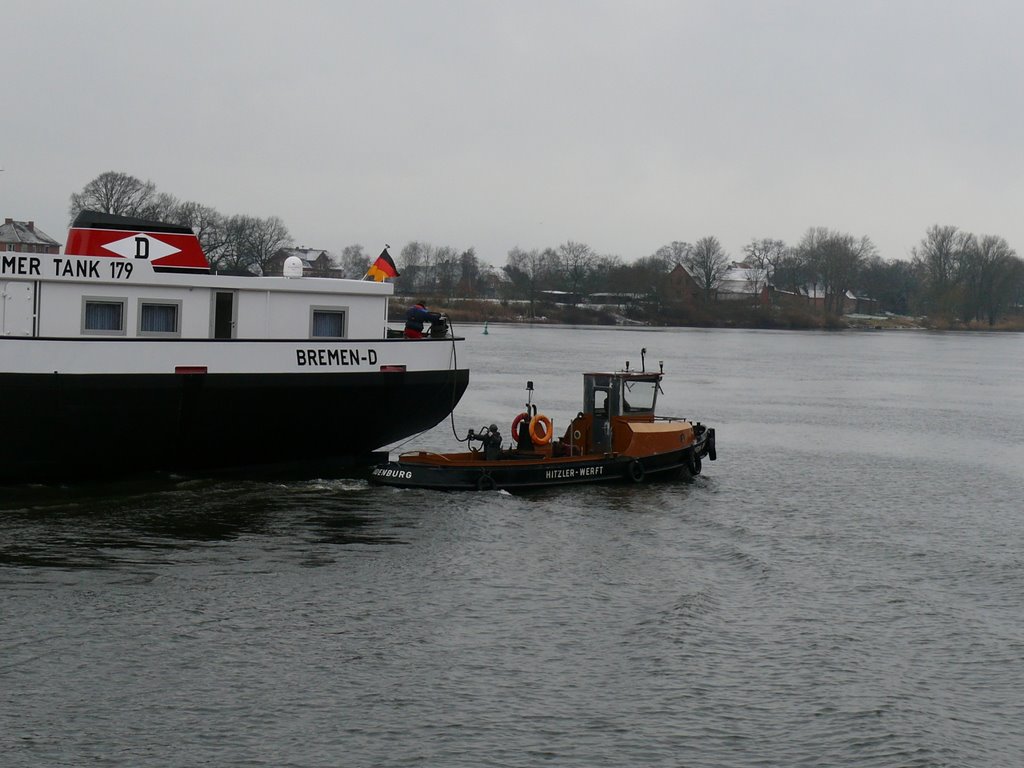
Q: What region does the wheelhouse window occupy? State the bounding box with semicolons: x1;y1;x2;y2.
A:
310;306;347;338
82;298;126;335
139;300;181;336
622;379;658;413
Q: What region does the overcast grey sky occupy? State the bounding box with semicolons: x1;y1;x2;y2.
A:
4;0;1023;265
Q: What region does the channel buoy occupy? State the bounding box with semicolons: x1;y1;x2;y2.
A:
483;321;489;335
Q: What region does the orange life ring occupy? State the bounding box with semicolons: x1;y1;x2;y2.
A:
510;412;530;444
529;414;552;445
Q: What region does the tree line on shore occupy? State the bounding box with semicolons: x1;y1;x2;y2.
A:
70;172;1024;326
396;228;1024;327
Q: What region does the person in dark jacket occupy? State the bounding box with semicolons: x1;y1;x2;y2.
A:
404;301;443;338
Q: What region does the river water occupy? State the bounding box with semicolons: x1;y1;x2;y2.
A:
2;325;1023;767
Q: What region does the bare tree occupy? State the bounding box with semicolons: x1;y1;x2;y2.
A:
68;171;160;222
475;261;498;298
146;192;180;222
591;253;624;295
246;216;292;275
993;254;1024;325
397;241;432;295
859;255;921;315
684;236;730;301
626;249;678;307
173;201;228;269
770;250;812;294
504;247;550;316
434;246;459;300
797;228;874;314
742;238;787;301
911;224;973;317
396;242;469;298
339;244;369;279
557;240;595;305
654;241;692;267
907;226;1024;323
962;234;1020;324
212;215;291;275
457;247;481;297
217;215;259;274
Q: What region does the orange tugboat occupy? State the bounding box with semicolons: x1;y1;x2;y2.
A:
370;350;716;491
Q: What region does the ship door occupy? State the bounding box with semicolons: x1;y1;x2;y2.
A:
592;389;611;452
212;291;236;339
1;281;35;337
583;374;616;453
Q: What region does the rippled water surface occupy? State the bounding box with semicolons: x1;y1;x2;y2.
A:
3;326;1023;767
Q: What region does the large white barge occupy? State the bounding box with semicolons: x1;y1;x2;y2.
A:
0;211;468;482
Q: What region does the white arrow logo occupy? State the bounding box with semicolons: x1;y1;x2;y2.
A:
102;233;182;261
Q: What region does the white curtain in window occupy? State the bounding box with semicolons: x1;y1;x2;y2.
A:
141;304;177;333
312;310;344;337
84;302;123;331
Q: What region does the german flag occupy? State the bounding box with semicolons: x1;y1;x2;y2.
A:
364;247;400;281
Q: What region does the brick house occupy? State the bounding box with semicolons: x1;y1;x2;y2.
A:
762;284;881;314
666;262;766;305
665;263;704;305
265;247;341;277
843;291;881;314
1;218;61;254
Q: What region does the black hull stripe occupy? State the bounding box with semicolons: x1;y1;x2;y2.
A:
0;369;468;484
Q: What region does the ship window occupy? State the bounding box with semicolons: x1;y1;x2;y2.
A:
623;379;657;412
310;306;347;338
82;298;126;335
139;300;181;336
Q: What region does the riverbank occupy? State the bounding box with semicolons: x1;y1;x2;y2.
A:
393;298;835;329
391;298;1023;331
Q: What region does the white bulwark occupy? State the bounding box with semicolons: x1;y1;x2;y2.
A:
0;253;458;372
0;225;452;372
2;252;389;340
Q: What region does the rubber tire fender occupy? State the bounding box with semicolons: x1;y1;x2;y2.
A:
477;473;497;491
628;460;645;483
688;453;702;476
